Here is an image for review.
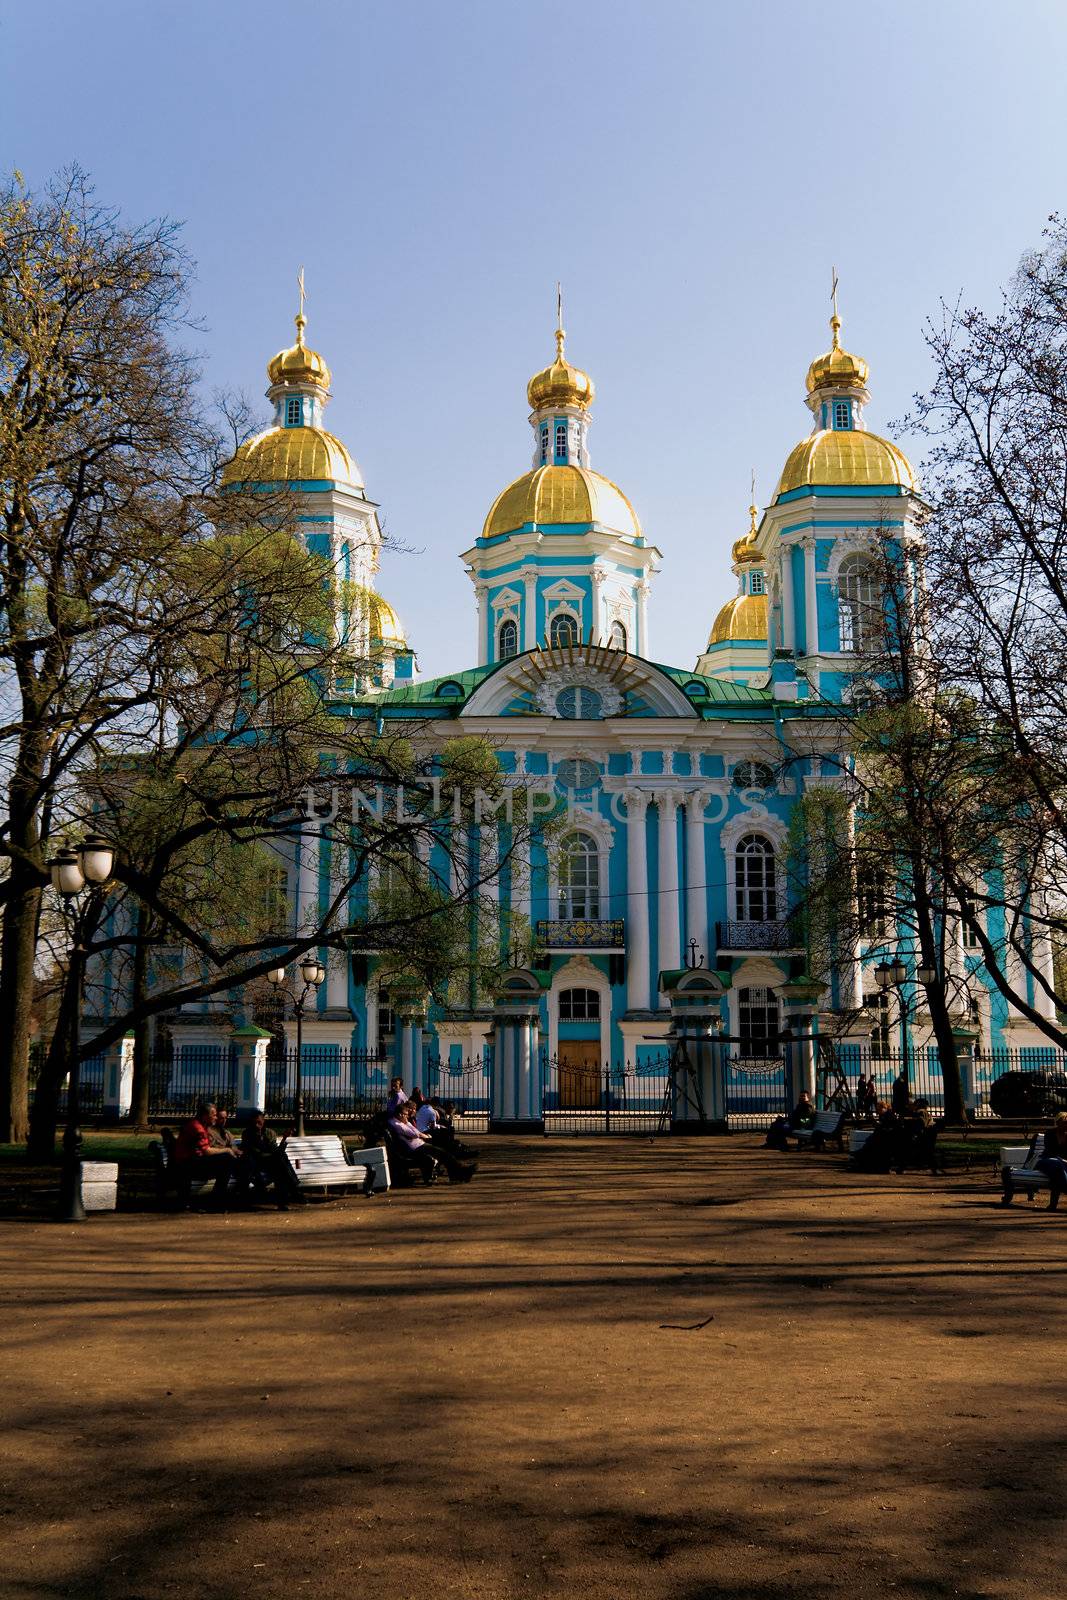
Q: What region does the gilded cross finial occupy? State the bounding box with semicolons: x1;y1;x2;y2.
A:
555;280;565;361
749;468;758;533
296;265;307;345
830;265;841;348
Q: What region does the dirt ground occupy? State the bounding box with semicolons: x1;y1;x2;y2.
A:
0;1136;1062;1600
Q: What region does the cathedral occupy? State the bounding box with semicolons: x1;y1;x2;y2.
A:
140;296;1059;1118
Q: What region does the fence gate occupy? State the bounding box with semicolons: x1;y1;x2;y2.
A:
541;1054;672;1134
723;1051;790;1130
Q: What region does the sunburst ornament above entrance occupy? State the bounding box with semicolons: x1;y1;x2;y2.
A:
462;640;699;719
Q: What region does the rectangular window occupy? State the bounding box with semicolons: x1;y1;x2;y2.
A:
750;571;765;595
959;890;982;950
866;992;892;1060
555;422;568;462
857;868;888;938
833;399;852;431
285;397;302;427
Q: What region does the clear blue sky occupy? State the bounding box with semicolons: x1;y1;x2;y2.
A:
5;0;1067;674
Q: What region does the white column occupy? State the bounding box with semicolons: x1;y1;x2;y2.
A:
591;566;604;641
684;791;709;966
781;544;796;651
636;581;650;657
480;824;498;905
522;568;537;650
326;841;348;1010
657;791;681;981
476;581;489;665
625;790;651;1012
804;538;818;657
296;826;318;936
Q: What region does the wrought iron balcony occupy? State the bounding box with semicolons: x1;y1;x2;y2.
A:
716;919;799;952
536;918;625;951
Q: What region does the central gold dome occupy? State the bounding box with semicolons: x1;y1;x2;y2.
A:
775;429;916;497
222;425;362;488
527;328;595;413
483;464;640;540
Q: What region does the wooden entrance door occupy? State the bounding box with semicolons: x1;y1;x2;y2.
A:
558;1040;602;1110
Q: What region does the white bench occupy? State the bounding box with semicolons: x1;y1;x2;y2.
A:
284;1136;390;1195
795;1109;847;1151
1000;1135;1050;1204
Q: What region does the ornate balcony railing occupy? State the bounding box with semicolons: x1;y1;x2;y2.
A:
716;919;798;952
536;918;626;950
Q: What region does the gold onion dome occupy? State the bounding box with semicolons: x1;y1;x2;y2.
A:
731;501;763;566
806;314;869;394
708;592;767;648
368;590;406;649
483;463;640;541
775;430;916;497
267;312;331;391
527;327;595;412
222;425;362;488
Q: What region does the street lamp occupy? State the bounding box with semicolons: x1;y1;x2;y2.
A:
268;956;325;1134
49;835;116;1223
873;956;914;1082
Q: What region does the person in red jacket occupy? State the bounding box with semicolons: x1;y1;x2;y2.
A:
173;1102;246;1207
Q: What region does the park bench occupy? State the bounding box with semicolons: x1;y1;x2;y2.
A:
284;1135;390;1195
794;1109;847;1151
151;1131;390;1205
1000;1135;1050;1205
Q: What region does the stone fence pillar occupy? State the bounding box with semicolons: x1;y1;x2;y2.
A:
490;968;545;1132
103;1034;134;1121
233;1025;273;1117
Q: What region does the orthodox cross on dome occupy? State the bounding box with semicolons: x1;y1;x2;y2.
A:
556;279;565;360
830;264;841;347
296;265;307;345
750;466;758;525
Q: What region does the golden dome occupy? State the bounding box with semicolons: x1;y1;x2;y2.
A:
731;501;762;565
368;591;406;649
806;315;869;395
222;425;362;488
483;464;640;541
707;593;768;648
775;429;916;497
267;313;331;391
527;328;595;413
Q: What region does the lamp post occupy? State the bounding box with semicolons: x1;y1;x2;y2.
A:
267;955;325;1135
875;955;911;1085
48;835;116;1223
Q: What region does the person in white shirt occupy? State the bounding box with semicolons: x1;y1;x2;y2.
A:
413;1096;439;1136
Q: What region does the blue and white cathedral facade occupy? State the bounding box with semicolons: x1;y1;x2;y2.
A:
106;300;1062;1108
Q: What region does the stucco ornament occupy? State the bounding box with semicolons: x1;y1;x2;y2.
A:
533;665;623;718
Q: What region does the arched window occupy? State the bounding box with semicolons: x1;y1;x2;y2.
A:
559;987;600;1020
555;422;568;461
557;831;600;919
539;423;549;466
498;618;518;659
609;619;627;650
734;834;777;922
838;557;880;653
550;611;579;649
738;986;780;1056
750;570;765;596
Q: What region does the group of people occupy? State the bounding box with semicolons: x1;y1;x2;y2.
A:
379;1079;479;1185
172;1103;302;1209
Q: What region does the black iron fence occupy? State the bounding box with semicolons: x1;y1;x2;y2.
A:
816;1044;1067;1119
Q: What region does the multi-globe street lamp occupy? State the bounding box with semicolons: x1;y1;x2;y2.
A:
874;956;937;1087
267;955;325;1135
48;835;116;1222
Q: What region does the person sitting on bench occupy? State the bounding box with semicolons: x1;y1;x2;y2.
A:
385;1078;408;1117
208;1106;239;1152
411;1089;474;1159
173;1101;247;1207
241;1112;303;1209
765;1090;816;1149
1038;1111;1067;1210
388;1101;477;1184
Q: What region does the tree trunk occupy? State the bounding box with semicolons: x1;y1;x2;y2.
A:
911;859;966;1125
0;872;42;1144
129;903;153;1129
27;952;80;1162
